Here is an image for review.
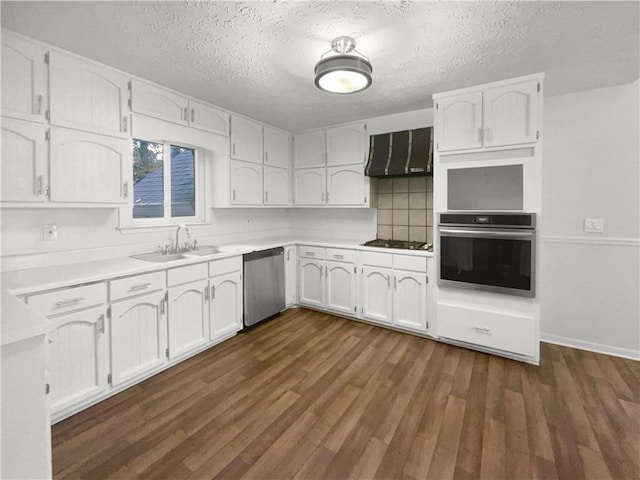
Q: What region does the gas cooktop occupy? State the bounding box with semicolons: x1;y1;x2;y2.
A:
361;239;433;251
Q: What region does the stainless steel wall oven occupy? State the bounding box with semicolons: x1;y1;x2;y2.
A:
438;213;536;297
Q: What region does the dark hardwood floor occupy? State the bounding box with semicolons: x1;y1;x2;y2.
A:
52;308;640;479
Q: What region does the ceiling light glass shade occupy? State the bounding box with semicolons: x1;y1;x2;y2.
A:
314;36;372;94
314;55;373;93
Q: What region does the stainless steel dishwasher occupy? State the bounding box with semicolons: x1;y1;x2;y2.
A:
243;247;285;328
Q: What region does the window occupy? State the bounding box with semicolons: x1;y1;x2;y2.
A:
125;139;202;226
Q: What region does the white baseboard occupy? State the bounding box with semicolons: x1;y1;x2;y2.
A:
541;333;640;361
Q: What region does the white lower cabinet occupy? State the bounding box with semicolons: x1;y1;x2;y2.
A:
326;260;358;316
208;257;243;341
360;266;393;324
284;246;297;307
393;270;428;332
109;291;167;387
299;258;325;307
167;277;210;360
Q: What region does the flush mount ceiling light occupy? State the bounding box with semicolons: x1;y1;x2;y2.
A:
314;36;372;94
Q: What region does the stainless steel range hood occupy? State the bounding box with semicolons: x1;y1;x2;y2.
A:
365;127;433;178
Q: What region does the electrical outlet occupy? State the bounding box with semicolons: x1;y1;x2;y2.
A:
43;224;58;241
584;218;604;233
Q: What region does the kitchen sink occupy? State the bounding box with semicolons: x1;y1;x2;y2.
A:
131;246;222;263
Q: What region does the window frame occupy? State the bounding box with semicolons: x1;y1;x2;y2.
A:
119;139;206;229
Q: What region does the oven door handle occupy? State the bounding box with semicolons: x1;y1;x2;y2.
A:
438;228;535;239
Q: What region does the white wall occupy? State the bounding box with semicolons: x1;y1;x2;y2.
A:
541;80;640;358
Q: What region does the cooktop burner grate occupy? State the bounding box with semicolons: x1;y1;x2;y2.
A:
361;239;432;251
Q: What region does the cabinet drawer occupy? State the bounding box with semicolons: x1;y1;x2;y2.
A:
437;302;535;357
110;271;166;301
326;248;355;263
299;245;325;259
393;254;427;272
360;251;392;268
209;256;242;277
27;283;107;317
167;263;208;287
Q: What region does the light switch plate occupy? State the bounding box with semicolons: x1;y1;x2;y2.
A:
584;218;604;233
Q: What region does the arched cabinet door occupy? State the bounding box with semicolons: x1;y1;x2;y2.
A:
393;270;427;332
360;266;393;325
209;272;243;340
264;166;289;205
230;160;263;205
293;168;325;205
436;91;483;152
167;279;209;359
299;258;325;307
325;261;356;316
326;166;365;205
483;81;539;147
110;291;168;387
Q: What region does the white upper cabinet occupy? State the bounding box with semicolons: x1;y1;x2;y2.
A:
230;115;263;164
130;79;188;126
264;166;289;205
483;81;539;148
293;168;325;205
434;75;542;153
49;127;129;204
1;33;47;123
263;126;290;168
1;119;47;203
293;130;326;168
189;99;229;136
326;123;366;166
326;166;365;206
49;51;129;138
230;160;263;205
436;92;483;152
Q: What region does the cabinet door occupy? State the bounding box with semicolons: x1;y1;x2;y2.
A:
293;130;326;168
189;100;229;135
264;126;290;168
299;259;324;308
109;291;167;387
436;91;483;152
264;166;289;205
393;270;427;332
284;246;297;307
326;261;357;316
483;81;539;147
326;123;365;166
293;168;325;205
49;127;128;204
209;272;243;340
167;279;209;359
360;266;393;324
48;306;109;415
230;115;263;164
326;166;365;205
1;119;47;203
230;160;263;205
130;79;188;126
1;33;47;123
49;51;129;138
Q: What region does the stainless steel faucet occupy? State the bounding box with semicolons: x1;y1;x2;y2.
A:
174;224;192;252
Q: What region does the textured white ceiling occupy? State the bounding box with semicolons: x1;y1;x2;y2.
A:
1;1;638;131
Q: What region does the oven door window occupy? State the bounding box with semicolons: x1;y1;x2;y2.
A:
440;234;532;292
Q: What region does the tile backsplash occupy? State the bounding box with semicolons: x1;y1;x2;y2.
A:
376;177;433;243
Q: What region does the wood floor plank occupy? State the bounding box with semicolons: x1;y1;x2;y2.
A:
50;308;640;480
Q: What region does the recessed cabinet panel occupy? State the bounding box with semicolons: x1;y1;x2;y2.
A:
209;272;242;339
326;123;365;166
326;166;365;205
326;261;356;316
447;164;523;211
189;100;228;135
168;279;209;359
264;166;289;205
231;115;263;164
49;127;128;204
393;271;427;332
360;266;393;324
230;160;263;205
49;51;129;138
130;80;188;126
484;82;539;147
285;246;297;307
293;130;326;168
1;119;47;203
293;168;325;205
299;258;324;307
437;92;483;152
1;33;47;123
